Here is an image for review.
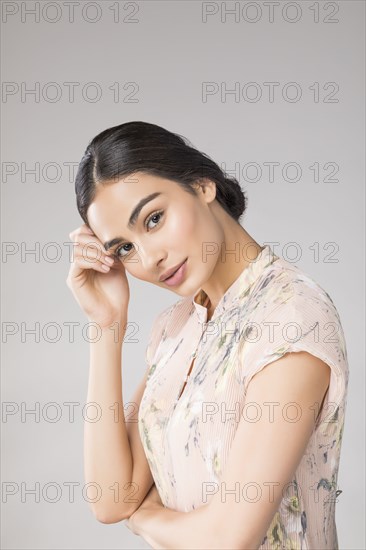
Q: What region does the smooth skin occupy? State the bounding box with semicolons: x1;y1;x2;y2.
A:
67;224;156;523
67;172;331;547
125;352;330;549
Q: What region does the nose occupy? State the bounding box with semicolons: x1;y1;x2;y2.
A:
138;243;166;275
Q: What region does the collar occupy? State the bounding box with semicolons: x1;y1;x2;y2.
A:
191;244;280;323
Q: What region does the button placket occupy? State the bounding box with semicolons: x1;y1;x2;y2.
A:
174;296;211;407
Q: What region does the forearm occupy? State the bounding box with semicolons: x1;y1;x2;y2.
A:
84;322;133;521
131;501;221;550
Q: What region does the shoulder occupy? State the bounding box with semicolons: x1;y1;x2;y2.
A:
241;255;342;325
155;294;196;330
145;296;193;365
144;302;175;364
237;258;349;424
148;301;177;341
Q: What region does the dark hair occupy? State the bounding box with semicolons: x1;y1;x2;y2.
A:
74;121;247;227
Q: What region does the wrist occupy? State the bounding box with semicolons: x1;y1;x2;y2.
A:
88;320;127;345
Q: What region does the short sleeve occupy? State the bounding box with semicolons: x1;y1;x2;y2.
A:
239;290;349;427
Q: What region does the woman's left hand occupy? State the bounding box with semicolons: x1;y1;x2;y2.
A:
125;484;163;535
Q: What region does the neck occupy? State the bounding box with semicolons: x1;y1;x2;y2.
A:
199;223;262;314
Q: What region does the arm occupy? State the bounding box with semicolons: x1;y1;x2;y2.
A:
126;486;214;550
84;322;154;523
127;351;331;549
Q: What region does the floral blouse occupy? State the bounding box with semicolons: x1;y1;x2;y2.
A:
138;244;349;549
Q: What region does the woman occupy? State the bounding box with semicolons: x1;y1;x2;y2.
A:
67;121;349;549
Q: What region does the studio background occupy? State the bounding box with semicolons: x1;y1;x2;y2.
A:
1;1;364;549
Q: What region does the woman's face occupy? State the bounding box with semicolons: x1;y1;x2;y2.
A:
86;172;224;297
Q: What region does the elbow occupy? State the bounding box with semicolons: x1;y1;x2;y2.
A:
95;512;124;524
92;505;135;525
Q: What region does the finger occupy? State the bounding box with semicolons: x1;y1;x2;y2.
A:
82;223;95;235
71;236;115;265
69;255;114;276
71;233;109;255
69;224;96;241
73;246;115;268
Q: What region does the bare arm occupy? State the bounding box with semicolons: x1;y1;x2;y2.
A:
84;322;154;524
127;351;331;549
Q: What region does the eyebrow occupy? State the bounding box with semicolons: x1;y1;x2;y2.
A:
103;192;163;251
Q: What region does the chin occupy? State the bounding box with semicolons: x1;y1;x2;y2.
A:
169;263;208;298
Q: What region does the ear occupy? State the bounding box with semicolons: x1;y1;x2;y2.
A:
192;178;217;203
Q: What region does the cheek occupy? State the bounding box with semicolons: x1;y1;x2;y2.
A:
192;206;224;264
164;206;196;245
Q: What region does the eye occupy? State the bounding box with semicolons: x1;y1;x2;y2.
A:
115;210;164;259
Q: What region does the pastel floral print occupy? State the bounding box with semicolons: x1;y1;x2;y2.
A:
139;245;349;548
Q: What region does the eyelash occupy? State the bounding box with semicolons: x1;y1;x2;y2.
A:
115;210;164;259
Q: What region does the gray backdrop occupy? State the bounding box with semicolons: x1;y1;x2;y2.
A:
2;1;365;548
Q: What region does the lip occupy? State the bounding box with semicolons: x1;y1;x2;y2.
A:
159;259;187;282
160;259;188;286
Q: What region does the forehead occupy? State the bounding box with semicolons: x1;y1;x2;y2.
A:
95;171;177;202
86;172;182;236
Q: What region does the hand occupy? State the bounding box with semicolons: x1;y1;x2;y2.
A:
125;484;163;535
66;223;130;329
